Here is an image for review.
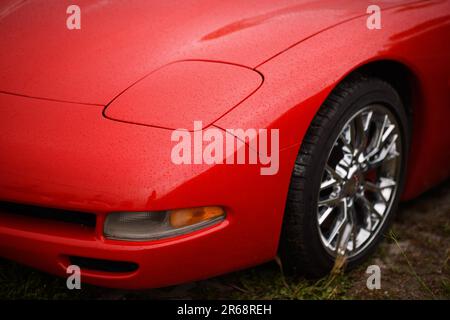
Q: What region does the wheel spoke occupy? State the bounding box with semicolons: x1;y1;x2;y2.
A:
381;124;396;148
318;206;334;225
354;113;368;152
364;181;379;192
365;179;396;193
349;121;358;152
336;201;358;255
365;182;388;203
339;132;353;154
367;114;398;160
336;222;353;256
325;164;344;182
364;111;374;132
350;222;358;252
378;132;398;157
348;205;358;252
371;115;389;155
380;177;397;189
320;178;339;190
360;195;382;220
318;195;344;207
367;136;399;171
326;199;348;246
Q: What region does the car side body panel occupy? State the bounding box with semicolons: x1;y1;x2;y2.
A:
216;0;450;199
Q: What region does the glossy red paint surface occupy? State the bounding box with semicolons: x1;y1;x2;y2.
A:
0;0;424;104
104;61;264;129
0;0;449;289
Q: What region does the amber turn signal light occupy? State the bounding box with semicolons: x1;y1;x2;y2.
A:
169;206;225;228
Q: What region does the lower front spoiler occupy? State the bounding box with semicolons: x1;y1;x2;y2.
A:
0;210;268;289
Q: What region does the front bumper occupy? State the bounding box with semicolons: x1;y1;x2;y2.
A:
0;205;235;289
0;92;297;289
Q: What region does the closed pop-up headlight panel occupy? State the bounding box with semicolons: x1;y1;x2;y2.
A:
104;61;263;129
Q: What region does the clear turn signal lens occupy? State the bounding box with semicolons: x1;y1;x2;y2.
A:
104;207;225;241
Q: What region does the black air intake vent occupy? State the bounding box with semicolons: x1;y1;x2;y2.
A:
69;256;139;273
0;201;96;228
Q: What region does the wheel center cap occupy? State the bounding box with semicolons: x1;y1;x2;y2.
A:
343;166;364;197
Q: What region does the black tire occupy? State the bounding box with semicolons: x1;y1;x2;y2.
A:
279;73;410;277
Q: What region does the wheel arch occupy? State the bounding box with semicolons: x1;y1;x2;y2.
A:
326;59;426;198
350;60;422;128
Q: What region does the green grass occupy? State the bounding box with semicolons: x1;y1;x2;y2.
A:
0;259;352;300
225;269;352;300
0;259;77;299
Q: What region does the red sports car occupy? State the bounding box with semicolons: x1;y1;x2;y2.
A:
0;0;449;289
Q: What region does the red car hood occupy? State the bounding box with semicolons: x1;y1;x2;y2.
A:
0;0;413;105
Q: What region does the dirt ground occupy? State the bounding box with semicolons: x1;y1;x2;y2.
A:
346;180;450;299
0;180;448;300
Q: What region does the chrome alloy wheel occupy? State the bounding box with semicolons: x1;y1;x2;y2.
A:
317;105;402;258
